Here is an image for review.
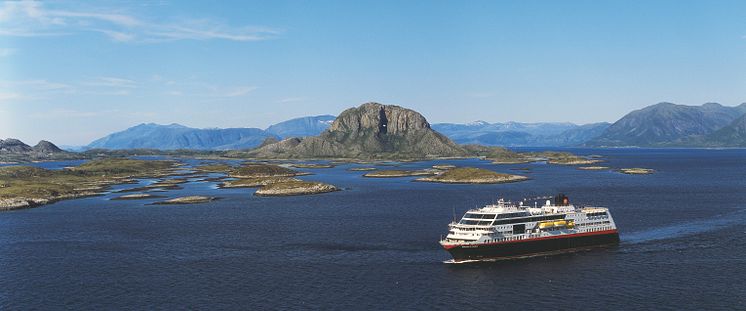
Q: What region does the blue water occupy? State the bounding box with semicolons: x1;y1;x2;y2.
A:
1;149;745;309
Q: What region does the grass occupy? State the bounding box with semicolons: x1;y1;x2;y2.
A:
72;158;176;175
220;177;299;188
363;170;437;177
0;159;177;209
416;167;527;184
255;180;338;196
195;163;234;172
229;163;302;178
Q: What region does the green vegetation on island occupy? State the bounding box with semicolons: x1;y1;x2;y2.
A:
363;170;438;178
289;163;335;169
414;167;528;184
215;163;340;196
347;167;377;171
229;163;308;178
0;159;178;210
111;193;165;200
254;180;338;196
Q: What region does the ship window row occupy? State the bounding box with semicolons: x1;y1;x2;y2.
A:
496;212;530;219
580;220;610;226
492;214;566;225
586;212;608;218
459;220;494;225
464;213;497;219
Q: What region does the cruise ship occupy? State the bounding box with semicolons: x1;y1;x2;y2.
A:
440;194;619;262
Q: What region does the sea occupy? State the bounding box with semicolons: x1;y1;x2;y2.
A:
1;148;745;310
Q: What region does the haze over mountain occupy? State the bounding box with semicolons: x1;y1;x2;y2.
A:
249;102;467;159
265;115;336;138
691;114;746;147
587;102;746;147
87;123;278;150
431;121;610;147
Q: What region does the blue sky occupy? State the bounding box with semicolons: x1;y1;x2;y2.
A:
1;0;745;145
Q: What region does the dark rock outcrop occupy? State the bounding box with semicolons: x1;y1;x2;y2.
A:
33;140;65;153
0;139;33;153
250;102;467;159
0;138;79;162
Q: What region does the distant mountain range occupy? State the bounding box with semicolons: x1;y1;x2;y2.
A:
87;115;337;150
87;123;279;150
431;121;610;147
72;101;746;150
587;102;746;147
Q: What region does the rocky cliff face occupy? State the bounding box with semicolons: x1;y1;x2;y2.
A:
0;138;77;162
0;139;33;153
250;102;467;159
33;140;65;153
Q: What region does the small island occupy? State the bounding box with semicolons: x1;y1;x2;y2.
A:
153;196;218;205
111;193;164;200
415;167;528;184
289;163;335;169
577;166;610;170
363;170;438;178
214;163;341;196
219;177;300;188
432;164;457;170
195;163;234;172
229;163;310;178
348;167;377;171
254;180;338;196
619;168;655;175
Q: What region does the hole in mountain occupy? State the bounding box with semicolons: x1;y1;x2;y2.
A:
378;108;388;135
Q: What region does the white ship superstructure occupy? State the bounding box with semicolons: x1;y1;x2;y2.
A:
440;194;619;261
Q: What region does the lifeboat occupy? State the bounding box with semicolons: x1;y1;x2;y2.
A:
553;220;567;227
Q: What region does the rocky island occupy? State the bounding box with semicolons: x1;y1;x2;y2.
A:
619;168;655;175
289;163;335;169
254;180;338;196
111;193;165;200
363;170;438;178
153;196;218;205
414;167;527;184
210;162;341;196
578;166;610;170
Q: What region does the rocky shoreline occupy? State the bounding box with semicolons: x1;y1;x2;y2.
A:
153;196;218;205
619;168;655;175
254;181;338;196
414;167;528;184
363;170;438;178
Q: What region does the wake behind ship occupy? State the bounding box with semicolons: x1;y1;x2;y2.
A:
440;194;619;262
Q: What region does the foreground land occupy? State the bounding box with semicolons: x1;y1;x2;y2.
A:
0;146;605;210
0;159;178;210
